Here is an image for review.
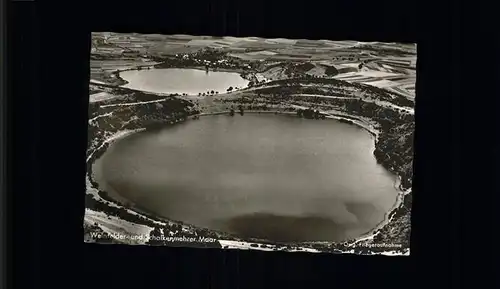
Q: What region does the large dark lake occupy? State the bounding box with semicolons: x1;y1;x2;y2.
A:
93;114;400;242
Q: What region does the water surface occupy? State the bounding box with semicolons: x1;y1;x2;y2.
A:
94;114;399;242
120;68;249;95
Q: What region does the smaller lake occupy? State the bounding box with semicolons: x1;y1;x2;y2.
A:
120;68;250;95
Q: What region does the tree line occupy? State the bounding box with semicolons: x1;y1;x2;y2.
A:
296;108;326;119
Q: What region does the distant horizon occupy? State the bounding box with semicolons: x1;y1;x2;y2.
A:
93;32;417;44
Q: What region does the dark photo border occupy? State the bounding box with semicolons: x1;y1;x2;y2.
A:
10;0;494;288
1;0;8;288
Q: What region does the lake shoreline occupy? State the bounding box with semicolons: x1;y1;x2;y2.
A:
114;66;254;95
88;110;403;246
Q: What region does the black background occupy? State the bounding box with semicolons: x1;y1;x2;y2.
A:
8;0;497;288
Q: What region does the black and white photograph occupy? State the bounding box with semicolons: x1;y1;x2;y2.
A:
85;32;415;255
